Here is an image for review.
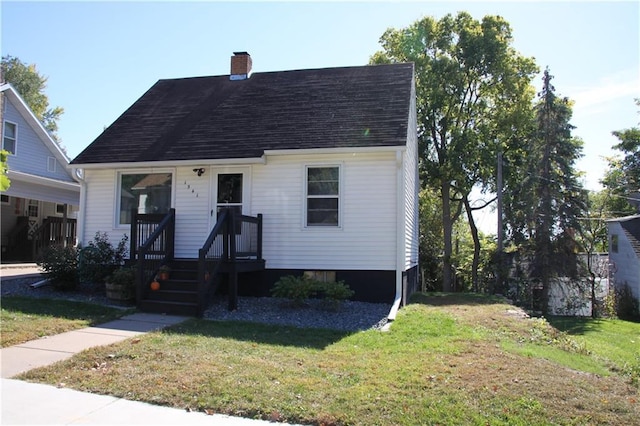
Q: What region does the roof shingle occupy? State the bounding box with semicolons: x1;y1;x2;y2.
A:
71;63;414;165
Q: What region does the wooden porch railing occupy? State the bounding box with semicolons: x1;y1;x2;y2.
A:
32;217;77;258
198;210;263;315
131;209;175;308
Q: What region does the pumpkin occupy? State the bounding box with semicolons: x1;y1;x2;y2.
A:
150;281;161;291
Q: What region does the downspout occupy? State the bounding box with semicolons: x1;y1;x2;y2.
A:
74;168;86;247
388;149;405;322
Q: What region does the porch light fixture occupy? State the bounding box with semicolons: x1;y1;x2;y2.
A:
193;168;205;177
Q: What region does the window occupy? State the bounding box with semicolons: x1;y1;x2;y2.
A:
56;204;65;215
48;157;57;173
3;121;16;154
1;194;9;205
118;172;172;225
306;165;339;227
27;200;38;217
611;234;619;253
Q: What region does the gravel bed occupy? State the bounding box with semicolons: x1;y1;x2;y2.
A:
2;276;392;332
204;297;391;332
1;276;117;307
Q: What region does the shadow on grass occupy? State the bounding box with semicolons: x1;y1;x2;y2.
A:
164;318;353;350
1;296;130;323
410;292;509;307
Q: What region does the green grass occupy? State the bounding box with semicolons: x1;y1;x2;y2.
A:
18;293;640;425
1;296;132;347
548;316;640;383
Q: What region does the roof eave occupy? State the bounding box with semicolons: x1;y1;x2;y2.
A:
69;157;267;170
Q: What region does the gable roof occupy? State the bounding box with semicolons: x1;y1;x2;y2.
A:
609;215;640;260
70;63;414;167
0;83;71;169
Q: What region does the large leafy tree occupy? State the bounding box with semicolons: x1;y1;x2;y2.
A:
601;99;640;215
370;12;538;291
1;55;64;143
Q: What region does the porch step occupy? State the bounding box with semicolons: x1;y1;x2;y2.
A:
139;260;201;316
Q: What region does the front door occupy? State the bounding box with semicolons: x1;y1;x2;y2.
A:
211;167;250;227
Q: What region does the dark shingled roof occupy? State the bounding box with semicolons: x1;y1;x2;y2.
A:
620;216;640;260
71;63;414;165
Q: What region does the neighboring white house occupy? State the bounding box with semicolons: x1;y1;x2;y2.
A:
0;83;80;262
69;53;419;315
607;214;640;309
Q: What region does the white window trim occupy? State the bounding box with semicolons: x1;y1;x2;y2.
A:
3;120;17;155
1;194;9;205
303;163;343;230
47;156;57;173
55;204;65;215
114;168;175;229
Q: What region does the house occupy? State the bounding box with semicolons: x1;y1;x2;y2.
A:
70;52;419;317
607;214;640;310
0;83;80;262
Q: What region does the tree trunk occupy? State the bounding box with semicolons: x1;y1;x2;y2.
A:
464;196;481;293
441;179;453;292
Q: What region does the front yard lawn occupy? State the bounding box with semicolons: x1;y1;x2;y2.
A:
1;296;132;347
17;293;640;425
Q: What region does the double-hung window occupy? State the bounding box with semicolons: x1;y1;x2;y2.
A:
306;165;340;227
117;171;173;226
3;121;17;154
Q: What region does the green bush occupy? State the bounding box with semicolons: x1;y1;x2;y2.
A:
78;232;129;284
37;245;79;291
271;275;315;306
271;275;354;309
106;266;136;301
614;283;640;320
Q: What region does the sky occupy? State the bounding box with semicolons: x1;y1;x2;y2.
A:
2;0;639;232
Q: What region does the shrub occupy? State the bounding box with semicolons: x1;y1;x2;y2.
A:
271;275;354;309
37;245;79;291
78;232;129;284
271;275;315;306
614;282;640;320
106;266;136;301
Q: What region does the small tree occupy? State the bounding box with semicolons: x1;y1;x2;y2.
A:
0;149;10;191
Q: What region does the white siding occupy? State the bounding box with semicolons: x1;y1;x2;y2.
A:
81;169;123;245
81;153;401;271
253;152;397;270
403;76;419;271
174;167;212;257
608;221;640;301
3;99;74;182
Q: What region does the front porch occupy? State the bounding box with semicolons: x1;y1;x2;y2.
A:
130;208;264;316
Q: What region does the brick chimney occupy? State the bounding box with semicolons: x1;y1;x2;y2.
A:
230;52;252;80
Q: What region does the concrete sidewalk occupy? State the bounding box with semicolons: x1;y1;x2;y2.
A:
1;313;187;378
0;263;44;279
0;312;298;425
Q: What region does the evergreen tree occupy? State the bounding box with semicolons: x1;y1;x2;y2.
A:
516;69;587;312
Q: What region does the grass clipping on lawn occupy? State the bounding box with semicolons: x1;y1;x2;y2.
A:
19;293;639;426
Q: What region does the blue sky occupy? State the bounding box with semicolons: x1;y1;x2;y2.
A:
2;1;638;201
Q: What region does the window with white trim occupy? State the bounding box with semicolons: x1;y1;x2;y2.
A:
306;165;340;227
48;157;57;173
117;172;173;226
1;194;9;205
3;121;17;154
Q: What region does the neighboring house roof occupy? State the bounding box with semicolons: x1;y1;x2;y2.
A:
608;214;640;260
70;63;414;166
0;83;72;172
